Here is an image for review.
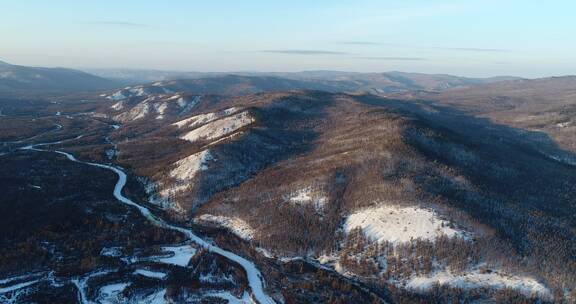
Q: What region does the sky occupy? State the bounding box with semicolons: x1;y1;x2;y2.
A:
1;0;575;77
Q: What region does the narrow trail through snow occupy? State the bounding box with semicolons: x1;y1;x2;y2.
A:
20;136;275;304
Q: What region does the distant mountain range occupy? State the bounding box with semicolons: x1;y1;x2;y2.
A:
86;68;522;94
0;60;529;98
0;60;118;96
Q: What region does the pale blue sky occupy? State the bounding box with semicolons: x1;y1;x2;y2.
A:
1;0;575;77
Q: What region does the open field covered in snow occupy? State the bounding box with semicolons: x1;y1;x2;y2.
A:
406;269;551;299
344;204;466;243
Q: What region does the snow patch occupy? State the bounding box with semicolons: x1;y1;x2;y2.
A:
197;214;255;241
133;269;167;280
133;289;166;304
344;204;466;244
173;106;240;129
406;269;551;299
100;247;122;257
114;102;150;122
0;279;41;294
180;111;254;143
165;149;213;194
207;291;254;304
111;101;124;110
286;187;327;214
108;91;127;101
151;245;197;267
199;273;236;284
97;282;130;303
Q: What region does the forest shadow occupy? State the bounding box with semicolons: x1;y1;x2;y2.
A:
191;91;338;210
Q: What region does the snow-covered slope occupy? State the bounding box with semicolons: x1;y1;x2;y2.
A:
344;204;466;243
152;149;214;211
180;111;254;143
406;269;551;299
108;92;202;122
172;107;240;129
196;214;256;241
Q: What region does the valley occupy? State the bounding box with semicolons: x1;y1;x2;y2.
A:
0;69;575;303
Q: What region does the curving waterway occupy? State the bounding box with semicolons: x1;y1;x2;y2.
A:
20;138;275;304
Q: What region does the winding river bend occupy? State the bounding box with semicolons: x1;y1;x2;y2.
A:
22;141;275;304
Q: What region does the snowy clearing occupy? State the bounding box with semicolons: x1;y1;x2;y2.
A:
151;245;197;267
344;204;466;243
180;111;253;143
196;214;255;241
286;187;327;214
406;269;551;299
97;282;130;303
133;269;167;280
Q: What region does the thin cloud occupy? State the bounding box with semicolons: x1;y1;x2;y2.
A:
83;21;149;27
335;41;509;53
433;47;509;52
261;50;349;55
338;41;381;45
355;56;427;61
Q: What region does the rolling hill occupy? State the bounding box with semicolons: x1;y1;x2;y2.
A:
0;60;118;96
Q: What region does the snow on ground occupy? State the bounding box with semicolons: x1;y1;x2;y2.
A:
201;291;254;304
169;149;213;182
286;187;327;214
199;273;236;284
173;107;242;129
151;245;197;267
111;101;124;110
133;289;166;304
406;269;551;299
177;97;187;107
178;95;202;115
180;111;254;143
97;282;130;303
196;214;255;241
108;91;127;101
142;179;184;213
173;112;217;128
100;247;122;257
0;279;41;294
159;149;214;197
344;204;466;243
105;148;117;160
71;269;112;304
114;102;150;122
35;144;274;304
133;269;167;280
154;102;168;120
0;273;45;285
